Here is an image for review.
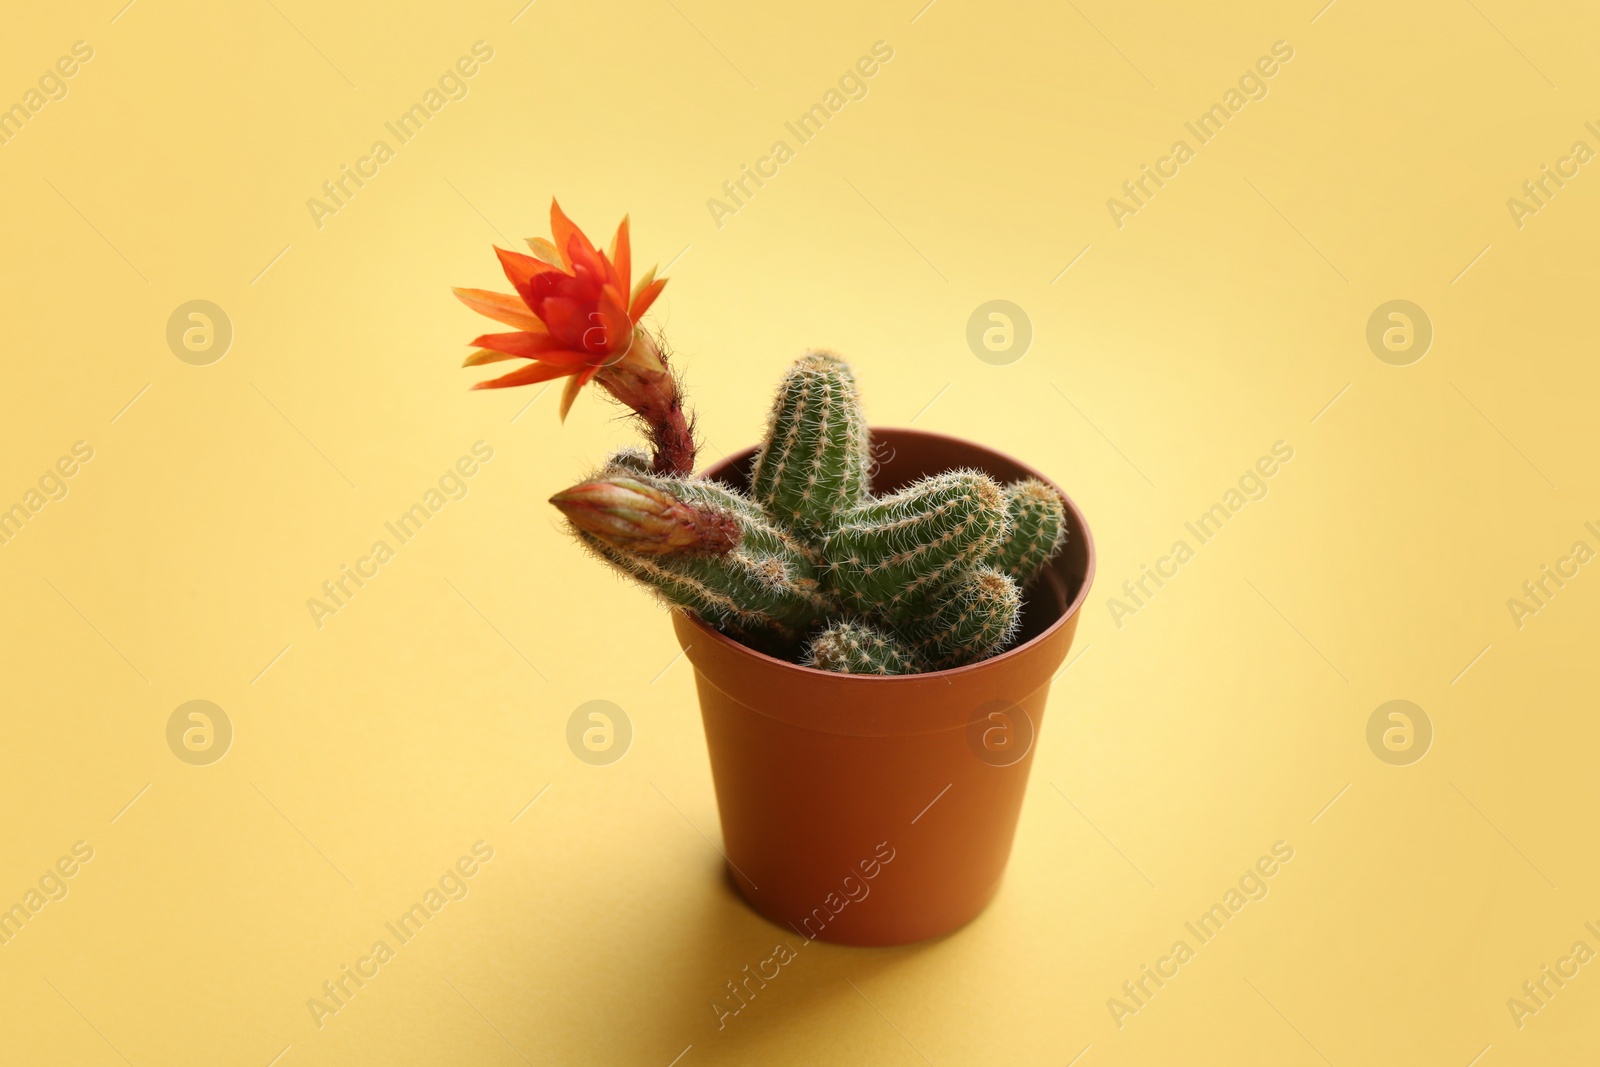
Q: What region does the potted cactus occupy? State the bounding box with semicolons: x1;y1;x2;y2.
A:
456;202;1094;944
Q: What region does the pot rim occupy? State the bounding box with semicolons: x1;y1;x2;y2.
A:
680;426;1096;684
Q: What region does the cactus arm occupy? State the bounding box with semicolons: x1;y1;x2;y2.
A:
556;469;834;638
748;352;871;538
579;533;829;637
987;479;1068;582
602;446;654;475
899;566;1021;669
821;469;1009;618
804;620;927;675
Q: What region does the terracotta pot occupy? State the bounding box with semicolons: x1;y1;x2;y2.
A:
674;428;1094;946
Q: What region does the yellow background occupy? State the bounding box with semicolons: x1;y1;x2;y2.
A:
2;0;1597;1063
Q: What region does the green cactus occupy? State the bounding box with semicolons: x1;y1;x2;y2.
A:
603;446;654;476
554;470;833;639
597;455;780;531
805;620;927;675
822;470;1009;617
547;353;1069;674
899;566;1021;669
748;351;871;539
987;479;1067;583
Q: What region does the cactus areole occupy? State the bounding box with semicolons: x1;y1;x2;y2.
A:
456;203;1080;675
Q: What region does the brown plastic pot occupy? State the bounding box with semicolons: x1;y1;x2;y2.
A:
673;427;1094;946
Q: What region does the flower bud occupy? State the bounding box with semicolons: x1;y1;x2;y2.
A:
550;477;738;555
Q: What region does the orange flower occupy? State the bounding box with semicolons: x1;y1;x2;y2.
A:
455;199;668;420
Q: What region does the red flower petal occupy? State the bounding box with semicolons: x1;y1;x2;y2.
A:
609;216;631;295
495;246;566;309
463;348;522;367
629;276;667;321
526;236;562;266
538;298;592;350
630;266;655;304
596;286;632;355
550;199;597;271
558;364;600;421
472;361;579;390
471;332;593;365
566;234;607;290
453;288;546;332
597;252;622;296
